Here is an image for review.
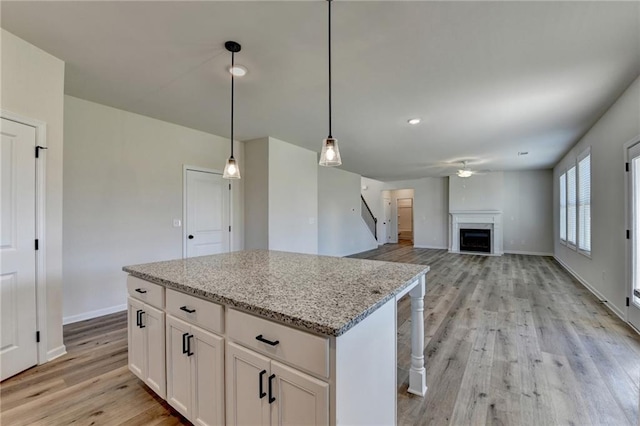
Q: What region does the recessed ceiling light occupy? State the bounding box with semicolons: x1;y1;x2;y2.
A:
518;151;529;156
407;118;421;125
229;65;247;77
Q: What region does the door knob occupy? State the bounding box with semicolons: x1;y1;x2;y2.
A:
188;235;194;239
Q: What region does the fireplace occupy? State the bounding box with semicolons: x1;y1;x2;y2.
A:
449;211;502;255
460;228;491;253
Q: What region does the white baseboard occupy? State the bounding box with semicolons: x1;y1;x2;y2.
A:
504;250;554;256
449;249;503;257
553;256;627;322
63;303;127;325
46;345;67;362
413;245;448;250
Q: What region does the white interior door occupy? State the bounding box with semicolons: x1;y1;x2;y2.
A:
0;118;38;381
628;142;640;331
185;169;229;258
383;198;392;243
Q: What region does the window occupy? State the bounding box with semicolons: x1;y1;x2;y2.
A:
560;173;567;242
567;166;577;246
578;150;591;253
559;148;591;256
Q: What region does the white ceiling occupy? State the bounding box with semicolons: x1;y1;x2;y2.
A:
2;1;639;181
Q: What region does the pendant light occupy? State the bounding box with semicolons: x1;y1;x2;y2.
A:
319;0;342;167
223;41;242;179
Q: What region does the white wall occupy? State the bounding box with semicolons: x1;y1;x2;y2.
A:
268;137;318;254
554;75;640;319
319;167;378;256
503;170;553;255
449;173;505;211
243;137;318;254
244;138;269;250
384;178;449;249
63;96;244;323
1;29;65;359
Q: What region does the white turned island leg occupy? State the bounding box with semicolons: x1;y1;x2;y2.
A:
407;274;427;396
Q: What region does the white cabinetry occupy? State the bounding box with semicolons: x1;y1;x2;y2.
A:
126;272;427;426
226;342;329;426
127;296;165;398
166;311;225;425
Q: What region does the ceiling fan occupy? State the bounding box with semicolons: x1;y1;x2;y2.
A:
418;159;489;178
457;161;474;178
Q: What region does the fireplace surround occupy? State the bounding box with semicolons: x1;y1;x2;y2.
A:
449;211;503;256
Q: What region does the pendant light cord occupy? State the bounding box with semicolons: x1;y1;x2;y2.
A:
230;51;235;158
328;0;332;139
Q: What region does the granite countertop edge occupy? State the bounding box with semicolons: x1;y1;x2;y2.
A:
122;266;430;337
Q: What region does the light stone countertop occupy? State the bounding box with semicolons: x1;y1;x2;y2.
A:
123;250;429;337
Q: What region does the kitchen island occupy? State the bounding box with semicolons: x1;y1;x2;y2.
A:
123;250;429;425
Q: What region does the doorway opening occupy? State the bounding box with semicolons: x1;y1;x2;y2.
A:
397;197;414;244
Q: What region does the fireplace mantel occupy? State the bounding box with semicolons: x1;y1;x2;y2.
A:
449;210;503;256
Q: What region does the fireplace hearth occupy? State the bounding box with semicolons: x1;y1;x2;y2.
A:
460;228;491;253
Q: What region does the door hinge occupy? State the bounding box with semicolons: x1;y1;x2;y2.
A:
229;226;231;232
627;297;630;307
626;162;630;172
35;146;48;158
35;239;39;250
36;331;40;343
627;230;630;240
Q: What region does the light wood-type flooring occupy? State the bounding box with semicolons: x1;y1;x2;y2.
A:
2;245;639;425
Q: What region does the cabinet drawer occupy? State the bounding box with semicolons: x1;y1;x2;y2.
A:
127;276;165;309
166;289;224;335
227;309;329;378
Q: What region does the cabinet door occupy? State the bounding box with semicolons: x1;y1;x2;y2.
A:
127;297;146;380
166;315;192;418
191;326;225;426
143;304;166;398
226;342;271;426
270;361;329;426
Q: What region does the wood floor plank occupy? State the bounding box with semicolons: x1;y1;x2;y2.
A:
449;311;498;425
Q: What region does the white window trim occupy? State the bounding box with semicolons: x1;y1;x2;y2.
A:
566;165;577;251
559;169;567;246
577;147;592;258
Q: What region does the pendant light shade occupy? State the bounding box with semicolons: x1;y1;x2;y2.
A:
319;137;341;166
223;41;241;180
319;0;342;167
223;157;240;179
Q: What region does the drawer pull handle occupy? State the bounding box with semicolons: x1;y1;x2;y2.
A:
135;288;147;294
268;374;276;404
187;334;194;356
256;335;279;346
259;370;267;398
180;306;196;314
182;332;189;354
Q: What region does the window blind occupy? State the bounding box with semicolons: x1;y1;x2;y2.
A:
578;153;591;252
560;173;567;241
567;166;577;245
